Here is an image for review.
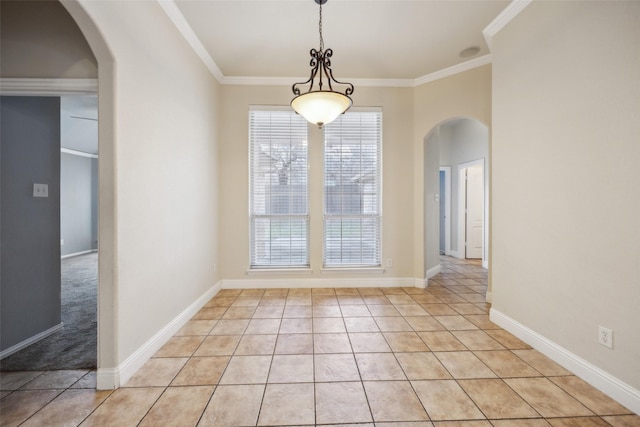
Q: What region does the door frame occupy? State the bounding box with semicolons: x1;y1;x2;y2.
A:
457;158;487;267
439;166;452;256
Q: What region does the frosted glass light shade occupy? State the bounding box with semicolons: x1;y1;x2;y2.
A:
291;90;352;128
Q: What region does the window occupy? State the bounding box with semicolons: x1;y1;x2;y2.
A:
249;109;309;267
323;111;382;266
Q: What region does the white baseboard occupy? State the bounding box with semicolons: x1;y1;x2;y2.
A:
0;323;64;360
449;250;462;259
485;291;492;304
96;282;222;390
490;309;640;415
61;249;96;259
426;265;441;279
221;277;418;290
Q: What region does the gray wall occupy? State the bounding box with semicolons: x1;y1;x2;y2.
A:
61;152;97;256
1;96;62;352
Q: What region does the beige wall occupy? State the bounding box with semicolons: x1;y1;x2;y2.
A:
219;85;415;282
0;0;96;78
65;0;221;383
492;0;640;392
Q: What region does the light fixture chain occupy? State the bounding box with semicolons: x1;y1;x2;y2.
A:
319;0;324;52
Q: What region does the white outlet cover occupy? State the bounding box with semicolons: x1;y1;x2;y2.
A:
33;183;49;197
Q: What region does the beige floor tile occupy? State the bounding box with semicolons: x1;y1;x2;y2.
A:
375;317;414;332
20;370;88;390
258;296;287;307
550;376;633;415
231;296;261;307
315;353;360;382
209;318;250;335
504;377;594;418
362;295;392;305
546;417;612;427
139;385;213;427
490;420;552;427
430;421;491;427
448;303;486;315
154;336;205;357
240;289;266;297
175;319;217;335
71;371;97;389
411;294;443;304
0;391;11;399
373;422;433;427
473;350;542;378
0;390;62;426
221;306;256;319
349;332;392;353
314;333;353;353
421;304;458;316
345;317;380;332
381;287;407;295
395;352;451;380
219;355;271;384
316;382;373;424
463;314;498;330
263;288;288;297
313;295;340;306
405;316;446;332
125;358;187;387
289;288;312;296
313;305;342;317
245;318;281;334
386;295;417;305
433;315;478;331
269;355;314;383
451;330;504;350
459;293;488;303
253;305;284;318
396;304;430;316
314;317;347;333
20;389;111;427
434;352;496;379
364;381;429;422
511;350;572;376
341;305;373;317
356;353;406;380
287;295;312;306
0;371;43;391
437;295;468;304
459;379;539;419
412;380;485;421
484;329;532;349
192;307;227;320
602;415;640;426
384;332;430;352
207;296;236;307
193;335;241;356
313;288;337;295
200;384;264;426
419;331;467;351
368;305;402;316
235;334;278;355
81;387;163;426
275;333;314;354
258;383;315;426
338;295;366;305
358;288;383;296
282;305;312;319
280;317;313;333
215;289;242;297
171;356;229;386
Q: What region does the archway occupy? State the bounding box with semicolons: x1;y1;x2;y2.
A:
423;117;490;299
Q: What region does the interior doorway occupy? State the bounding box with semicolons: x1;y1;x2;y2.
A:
460;160;484;260
438;167;451;256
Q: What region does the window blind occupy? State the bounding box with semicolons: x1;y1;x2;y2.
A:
323;111;382;266
249;110;309;267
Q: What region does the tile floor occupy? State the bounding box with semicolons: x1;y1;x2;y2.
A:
2;257;639;426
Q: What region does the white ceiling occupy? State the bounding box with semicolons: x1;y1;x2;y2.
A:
171;0;512;83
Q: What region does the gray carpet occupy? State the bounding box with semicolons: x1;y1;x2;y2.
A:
0;252;97;371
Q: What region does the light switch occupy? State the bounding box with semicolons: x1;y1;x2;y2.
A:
33;183;48;197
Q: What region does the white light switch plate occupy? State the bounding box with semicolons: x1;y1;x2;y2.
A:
33;183;48;197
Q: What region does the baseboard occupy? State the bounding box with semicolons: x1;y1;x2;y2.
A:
96;281;222;390
61;249;95;259
449;250;462;259
490;308;640;415
426;264;441;279
221;277;418;290
0;323;64;360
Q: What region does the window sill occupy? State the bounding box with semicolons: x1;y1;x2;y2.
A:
246;268;313;276
321;267;386;275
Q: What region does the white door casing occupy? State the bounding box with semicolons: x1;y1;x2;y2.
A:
465;165;484;259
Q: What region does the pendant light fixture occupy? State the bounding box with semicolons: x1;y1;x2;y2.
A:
291;0;354;128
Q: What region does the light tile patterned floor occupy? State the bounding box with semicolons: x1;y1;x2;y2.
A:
2;257;639;426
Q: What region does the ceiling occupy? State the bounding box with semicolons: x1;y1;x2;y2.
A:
171;0;512;83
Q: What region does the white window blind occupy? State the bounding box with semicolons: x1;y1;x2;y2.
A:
323;111;382;267
249;109;309;267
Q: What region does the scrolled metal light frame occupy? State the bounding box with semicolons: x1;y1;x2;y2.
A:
291;0;354;128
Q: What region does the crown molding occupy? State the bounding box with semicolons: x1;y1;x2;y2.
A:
483;0;534;50
157;0;224;82
414;55;492;87
0;78;97;96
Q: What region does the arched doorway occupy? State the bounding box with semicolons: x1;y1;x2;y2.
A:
423;117;490;299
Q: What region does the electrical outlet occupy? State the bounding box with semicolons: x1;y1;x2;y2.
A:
386;259;393;267
598;325;613;349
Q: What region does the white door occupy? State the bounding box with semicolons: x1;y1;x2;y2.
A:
465;165;483;259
